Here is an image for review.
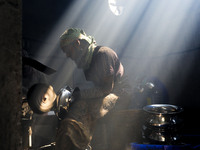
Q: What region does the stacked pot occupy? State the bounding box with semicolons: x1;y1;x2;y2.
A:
142;104;184;145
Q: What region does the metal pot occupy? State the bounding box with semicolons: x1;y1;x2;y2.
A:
143;104;183;128
142;104;184;144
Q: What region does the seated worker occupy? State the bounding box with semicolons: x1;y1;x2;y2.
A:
56;28;132;150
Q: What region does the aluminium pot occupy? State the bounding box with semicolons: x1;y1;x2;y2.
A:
142;104;184;144
143;104;183;128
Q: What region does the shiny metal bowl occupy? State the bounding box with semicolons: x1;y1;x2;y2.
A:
142;104;184;144
143;104;183;115
143;104;183;127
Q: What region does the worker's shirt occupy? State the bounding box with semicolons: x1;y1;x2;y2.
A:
81;46;125;99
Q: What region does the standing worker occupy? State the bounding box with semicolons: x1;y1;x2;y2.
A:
56;28;132;150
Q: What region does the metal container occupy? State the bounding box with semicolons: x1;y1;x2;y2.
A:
143;104;183;127
142;104;184;144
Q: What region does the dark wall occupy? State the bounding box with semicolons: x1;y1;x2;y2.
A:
0;0;22;149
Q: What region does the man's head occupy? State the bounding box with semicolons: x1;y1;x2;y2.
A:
60;28;96;69
60;28;92;48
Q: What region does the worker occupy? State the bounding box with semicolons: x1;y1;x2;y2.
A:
56;28;132;150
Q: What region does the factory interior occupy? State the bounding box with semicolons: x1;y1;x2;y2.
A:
1;0;200;149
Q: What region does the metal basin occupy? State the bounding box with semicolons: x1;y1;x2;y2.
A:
143;104;183;127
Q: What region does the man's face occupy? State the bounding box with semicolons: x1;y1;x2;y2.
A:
62;42;77;60
62;41;85;68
